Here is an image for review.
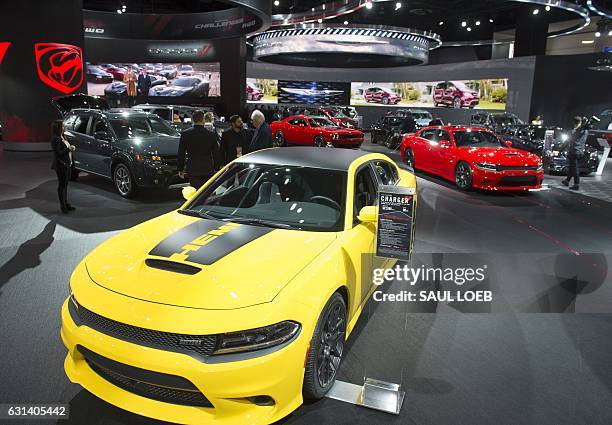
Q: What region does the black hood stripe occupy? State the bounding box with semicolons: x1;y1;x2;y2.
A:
149;219;272;266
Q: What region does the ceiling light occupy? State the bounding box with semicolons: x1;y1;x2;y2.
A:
609;30;612;36
317;18;322;23
116;9;122;14
274;0;279;5
595;31;601;37
545;5;550;11
439;21;444;26
489;18;494;23
311;7;315;11
461;21;467;27
467;27;472;31
532;8;539;15
344;20;349;25
365;2;373;10
581;40;594;44
395;2;402;10
475;20;481;26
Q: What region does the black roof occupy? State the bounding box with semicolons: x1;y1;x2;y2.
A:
235;147;370;171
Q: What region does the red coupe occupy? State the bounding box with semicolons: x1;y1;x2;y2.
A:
271;115;364;148
400;126;544;191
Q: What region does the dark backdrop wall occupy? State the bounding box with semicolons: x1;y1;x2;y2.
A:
85;37;246;118
530;54;612;127
0;0;86;150
248;56;537;127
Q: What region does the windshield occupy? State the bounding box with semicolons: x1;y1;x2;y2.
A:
173;78;198;87
309;117;336;127
491;114;520;126
413;112;432;119
454;81;471;90
184;163;347;231
453;130;503;148
110;116;179;139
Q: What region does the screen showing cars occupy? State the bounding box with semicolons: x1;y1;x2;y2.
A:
246;78;278;104
278;80;351;105
351;79;508;110
86;62;221;98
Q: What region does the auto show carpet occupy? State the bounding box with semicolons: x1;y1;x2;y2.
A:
0;146;611;425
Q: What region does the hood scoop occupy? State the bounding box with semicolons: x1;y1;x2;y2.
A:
504;152;519;156
145;258;201;275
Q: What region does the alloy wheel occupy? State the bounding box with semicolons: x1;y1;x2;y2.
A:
314;136;325;147
405;149;415;169
316;302;345;388
453;97;462;108
114;165;132;196
455;162;472;190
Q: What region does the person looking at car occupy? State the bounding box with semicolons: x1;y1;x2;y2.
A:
137;68;152;97
173;112;181;123
220;115;249;166
561;116;587;191
177;110;221;189
50;120;76;213
249;110;273;152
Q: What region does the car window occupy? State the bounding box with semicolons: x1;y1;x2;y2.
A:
421;129;436;140
92;118;110;136
437;130;451;142
185;163;347;232
153;109;172;121
63;114;77;130
453;130;503;148
373;161;399;185
73;115;90;134
354;166;378;219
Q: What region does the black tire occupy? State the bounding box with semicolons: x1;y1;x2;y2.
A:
453;97;462;109
247;93;253;101
70;168;80;181
382;97;389;105
303;292;347;400
113;162;137;198
455;161;473;191
274;131;285;147
314;135;326;147
371;134;378;144
404;148;415;169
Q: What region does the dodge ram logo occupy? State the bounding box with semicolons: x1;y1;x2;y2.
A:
34;43;83;94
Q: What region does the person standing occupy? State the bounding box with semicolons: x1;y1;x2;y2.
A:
177;110;221;189
220;115;249;166
249;110;273;152
137;68;152;97
561;116;587;191
50;120;76;213
123;66;137;106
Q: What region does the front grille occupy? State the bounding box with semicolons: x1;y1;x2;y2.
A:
71;298;217;359
497;165;539;171
498;176;538;187
79;346;213;408
338;133;361;140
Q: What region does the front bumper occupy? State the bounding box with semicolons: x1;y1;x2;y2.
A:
61;298;308;425
471;168;544;191
134;162;185;188
462;98;479;107
331;138;364;148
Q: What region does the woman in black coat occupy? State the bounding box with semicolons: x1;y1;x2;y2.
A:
50;119;76;213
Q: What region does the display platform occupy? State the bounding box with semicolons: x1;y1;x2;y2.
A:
0;145;611;425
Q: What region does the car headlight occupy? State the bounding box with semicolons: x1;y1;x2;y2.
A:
213;321;301;355
474;162;498;172
536;163;543;171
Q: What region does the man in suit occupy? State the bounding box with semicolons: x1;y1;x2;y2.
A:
177;110;221;189
220;115;249;166
249;109;273;152
137;68;152;97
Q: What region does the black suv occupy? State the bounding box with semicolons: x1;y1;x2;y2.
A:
370;115;418;149
471;112;524;133
53;94;183;198
133;104;229;137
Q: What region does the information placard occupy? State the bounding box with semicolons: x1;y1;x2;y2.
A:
376;186;416;261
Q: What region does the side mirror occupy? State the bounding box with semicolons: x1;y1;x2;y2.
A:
95;131;112;141
505;140;513;147
182;186;197;200
357;205;377;223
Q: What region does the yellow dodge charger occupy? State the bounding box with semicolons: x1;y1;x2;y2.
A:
61;147;417;424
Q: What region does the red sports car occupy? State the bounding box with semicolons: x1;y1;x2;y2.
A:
271;115;364;148
400;126;544;191
319;107;358;129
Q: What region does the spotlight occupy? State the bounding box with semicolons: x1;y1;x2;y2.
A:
475;20;481;26
461;21;467;27
365;2;373;10
116;9;122;14
545;5;550;11
395;2;402;10
439;21;444;26
311;7;314;11
274;0;279;6
322;4;325;10
609;30;612;36
533;8;539;15
489;18;494;23
467;27;472;31
344;20;349;25
595;31;601;37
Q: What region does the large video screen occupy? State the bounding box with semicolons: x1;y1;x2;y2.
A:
86;62;221;98
278;80;351;105
351;79;508;110
246;78;278;104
